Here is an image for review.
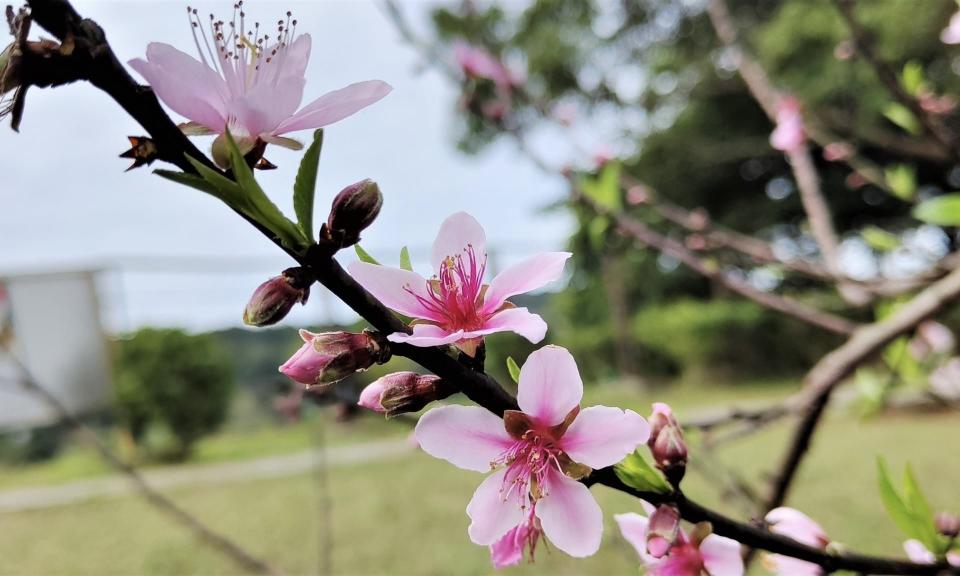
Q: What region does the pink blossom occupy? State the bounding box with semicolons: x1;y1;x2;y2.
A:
909;320;955;360
822;141;855;162
452;41;523;88
770;96;806;153
764;507;829;576
942;9;960;44
348;212;571;355
930;357;960;399
129;5;391;163
903;539;960;566
414;345;650;564
615;508;744;575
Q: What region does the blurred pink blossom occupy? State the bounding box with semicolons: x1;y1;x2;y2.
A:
453;40;524;88
823;142;855;162
770;96;806;153
764;507;829;576
942;9;960;44
904;539;960;566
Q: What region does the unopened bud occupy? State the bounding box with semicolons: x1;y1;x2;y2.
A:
648;403;687;486
936;512;960;538
357;371;454;417
646;505;680;559
279;330;389;388
243;267;311;327
323;179;382;248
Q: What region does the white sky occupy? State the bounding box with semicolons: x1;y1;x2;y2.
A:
0;1;575;332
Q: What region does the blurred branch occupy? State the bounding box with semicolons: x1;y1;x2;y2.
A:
0;347;281;576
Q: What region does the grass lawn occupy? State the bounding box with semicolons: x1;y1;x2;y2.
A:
0;379;957;574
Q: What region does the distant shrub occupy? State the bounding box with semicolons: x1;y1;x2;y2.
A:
114;328;233;461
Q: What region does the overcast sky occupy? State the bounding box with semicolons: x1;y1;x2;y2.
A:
0;1;578;331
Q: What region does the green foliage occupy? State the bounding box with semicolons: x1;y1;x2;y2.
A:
876;457;947;555
861;226;901;252
614;449;672;495
354;244;381;265
506;357;521;384
114;329;233;461
293;129;324;242
884;103;921;135
884;164;917;202
913;193;960;226
399;246;413;271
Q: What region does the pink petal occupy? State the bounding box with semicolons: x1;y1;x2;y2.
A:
559;406;650;469
943;12;960;44
129;43;228;131
517;345;583;426
700;534;744;576
256;34;311;88
466;307;547;343
948;552;960;567
229;76;306;138
614;513;657;565
482;252;572;313
387;324;465;347
347;262;444;322
430;212;487;272
903;540;935;564
765;507;828;548
535;466;602;558
764;555;822;576
467;468;526;545
275;80;393;134
490;525;525;569
414;405;512;472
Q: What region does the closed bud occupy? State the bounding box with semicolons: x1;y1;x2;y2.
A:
243;267;311;327
279;330;389;388
324;179;382;248
648;402;687;486
646;505;680;559
357;371;455;417
936;512;960;538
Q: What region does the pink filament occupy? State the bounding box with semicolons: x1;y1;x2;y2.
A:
406;244;489;332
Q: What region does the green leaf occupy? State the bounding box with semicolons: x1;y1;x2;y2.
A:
399;246;413;271
884;164;917;202
901;61;926;96
223;130;309;251
354;244;381;266
293;129;323;242
614;449;672;495
884;103;921;135
913;193;960;227
877;457;916;539
580;161;622;212
506;357;521;384
902;465;943;553
861;226;901;252
154;169;230;202
184;154;246;202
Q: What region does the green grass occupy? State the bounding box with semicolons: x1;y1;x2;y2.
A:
0;380;957;574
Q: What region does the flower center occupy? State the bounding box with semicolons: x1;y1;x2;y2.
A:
406;244;488;331
187;2;298;94
493;429;562;511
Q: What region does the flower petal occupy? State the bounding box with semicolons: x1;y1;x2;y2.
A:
275;80;393;134
903;540;935;564
535;467;602;558
700;534;744;576
467;468;526;545
482;252;571;313
765;507;828;547
347;262;444;322
414;405;512;472
129;43;228;131
517;345;583;426
230;75;306;138
387;324;465;347
430;212;487;272
559;406;650;469
614;513;656;564
463;307;546;343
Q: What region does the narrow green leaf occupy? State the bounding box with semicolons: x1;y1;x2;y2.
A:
902;465;943;553
884;103;921;135
861;226;901;252
354;244;381;266
884;164;917;202
580;161;623;212
877;457;921;540
184;154;246;202
913;193;960;227
399;246;413;271
614;449;672;495
293;129;323;241
901;61;926;96
154;169;229;202
506;357;521;384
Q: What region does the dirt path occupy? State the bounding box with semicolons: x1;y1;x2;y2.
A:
0;437;412;513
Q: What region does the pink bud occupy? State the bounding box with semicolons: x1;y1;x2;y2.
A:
823;141;855;162
324;179;383;248
648;403;687;486
646;505;681;559
243;268;311;327
770;96;806;152
279;330;387;388
358;371;453;417
936;512;960;538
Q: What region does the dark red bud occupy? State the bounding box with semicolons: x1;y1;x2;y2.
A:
324;179;383;248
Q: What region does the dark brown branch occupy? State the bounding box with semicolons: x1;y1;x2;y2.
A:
16;1;960;573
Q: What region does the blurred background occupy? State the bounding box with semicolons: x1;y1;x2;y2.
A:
1;0;959;574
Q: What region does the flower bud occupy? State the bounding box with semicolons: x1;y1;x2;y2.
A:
324;179;382;248
936;512;960;538
243;268;311;327
648;403;687;486
358;371;455;417
646;505;680;559
279;330;389;388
